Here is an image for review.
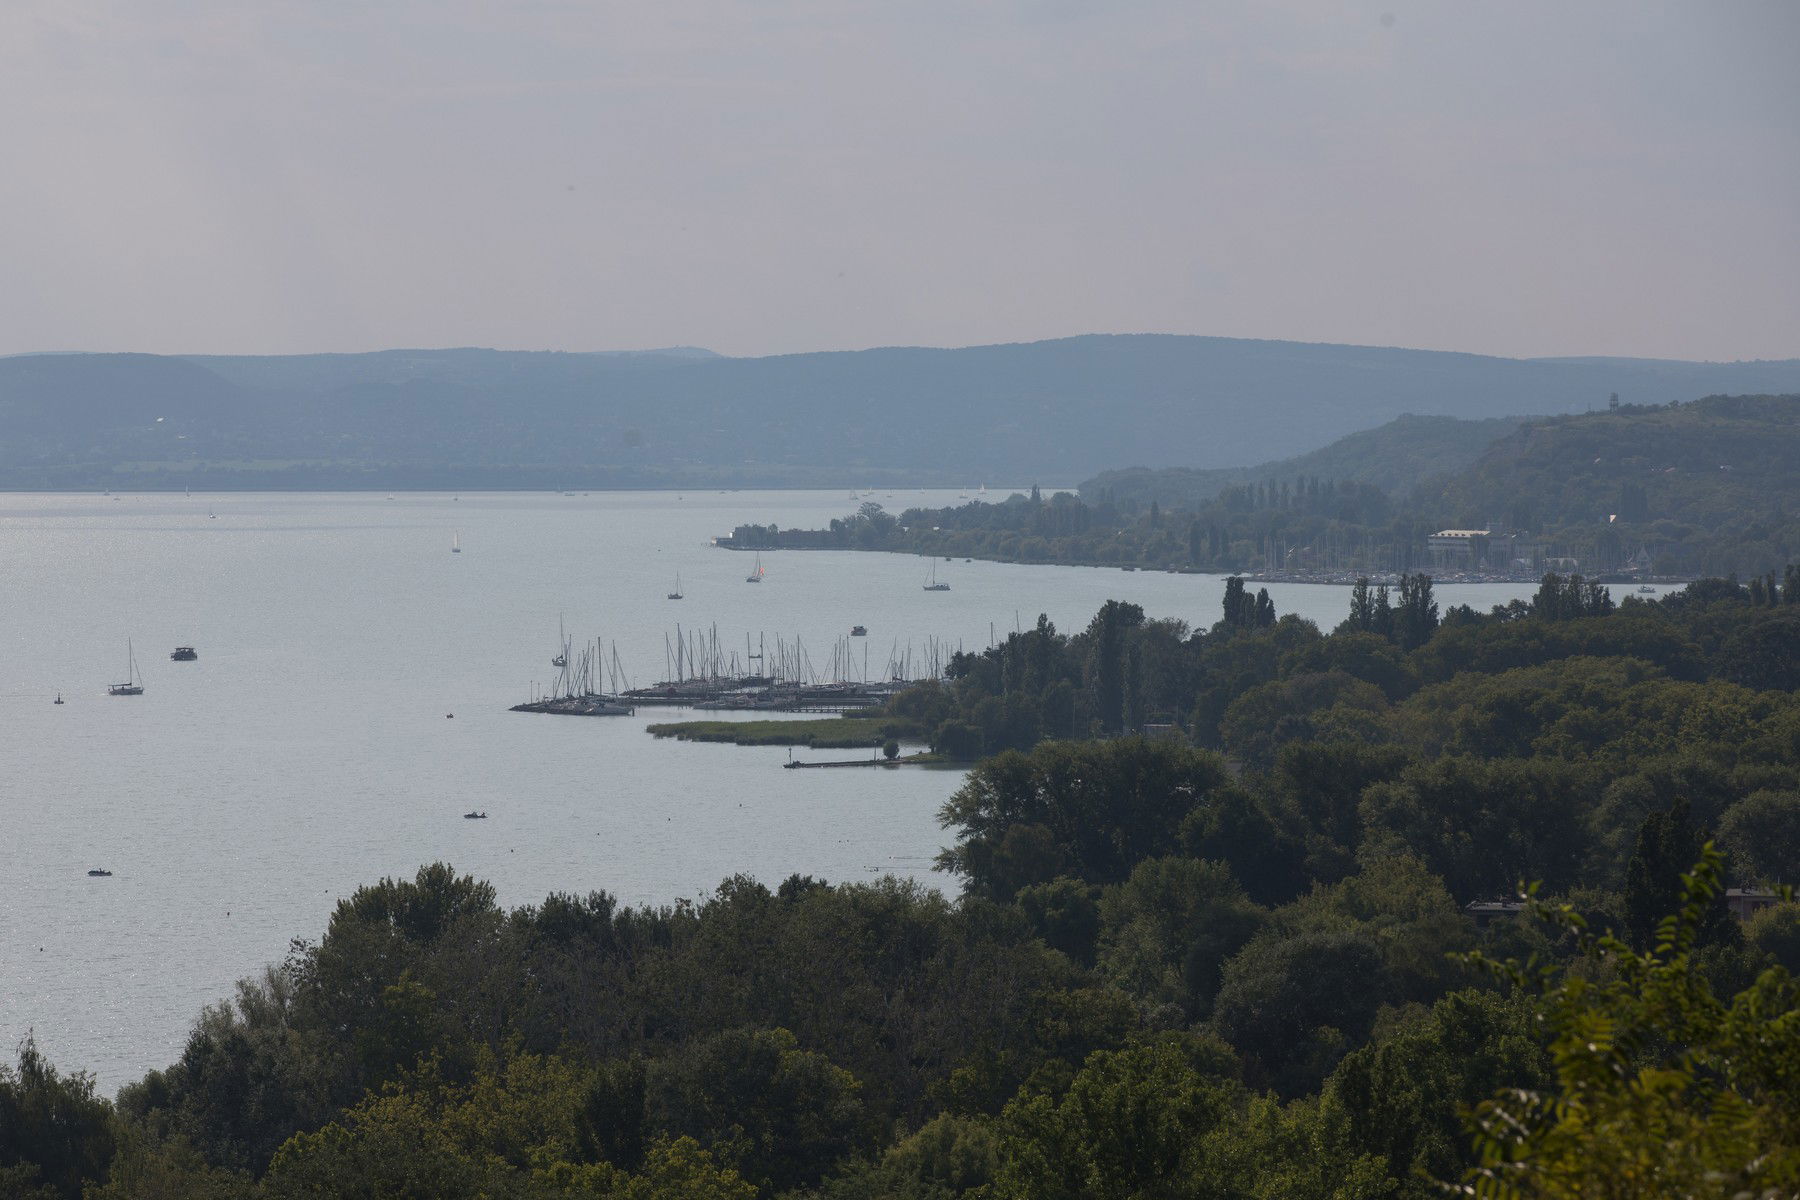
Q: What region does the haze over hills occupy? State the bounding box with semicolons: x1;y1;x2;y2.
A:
4;335;1800;490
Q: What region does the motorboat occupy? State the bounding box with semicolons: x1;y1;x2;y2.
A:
463;811;488;820
170;646;198;661
87;869;112;877
850;625;867;636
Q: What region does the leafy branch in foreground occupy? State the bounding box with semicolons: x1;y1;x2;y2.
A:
1452;846;1800;1198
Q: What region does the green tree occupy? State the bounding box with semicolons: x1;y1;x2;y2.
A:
1456;847;1800;1197
646;1027;869;1194
1211;929;1385;1096
1095;857;1265;1018
1716;789;1800;887
0;1037;114;1200
1015;877;1103;966
937;738;1229;899
1622;799;1730;950
1326;990;1548;1196
986;1037;1243;1200
1395;572;1440;650
1086;600;1145;734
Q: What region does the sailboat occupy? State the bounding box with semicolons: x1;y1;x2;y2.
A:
667;573;684;600
924;560;950;591
746;554;764;583
109;640;145;696
451;531;462;553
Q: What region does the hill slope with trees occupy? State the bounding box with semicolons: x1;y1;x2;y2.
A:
1083;413;1527;510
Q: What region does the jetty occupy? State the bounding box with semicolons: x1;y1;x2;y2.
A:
511;696;635;717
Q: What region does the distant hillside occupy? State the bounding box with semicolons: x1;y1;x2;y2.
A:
4;336;1800;489
747;394;1800;579
1083;413;1527;509
1419;393;1800;575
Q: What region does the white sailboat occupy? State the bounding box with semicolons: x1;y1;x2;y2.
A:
668;572;684;600
451;531;462;553
109;640;145;696
924;560;950;591
746;554;764;583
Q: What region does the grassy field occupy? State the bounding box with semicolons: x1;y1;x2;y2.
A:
646;716;924;749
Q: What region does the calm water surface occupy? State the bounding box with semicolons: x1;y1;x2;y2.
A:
0;489;1577;1091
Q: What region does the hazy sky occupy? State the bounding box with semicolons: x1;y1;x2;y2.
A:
3;1;1796;360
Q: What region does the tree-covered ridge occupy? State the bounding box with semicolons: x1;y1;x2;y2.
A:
1084;412;1526;512
1417;392;1800;575
9;339;1800;490
729;393;1800;577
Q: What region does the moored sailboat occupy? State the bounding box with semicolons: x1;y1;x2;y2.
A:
109;640;145;696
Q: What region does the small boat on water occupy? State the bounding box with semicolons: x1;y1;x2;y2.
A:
109;640;145;696
924;561;950;592
1637;584;1657;593
850;625;867;636
463;811;488;820
746;554;765;583
170;646;198;661
54;694;64;705
452;532;462;553
668;573;684;600
87;869;112;877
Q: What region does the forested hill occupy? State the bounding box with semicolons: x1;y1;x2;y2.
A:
737;393;1800;577
1418;394;1800;574
4;336;1800;489
1084;413;1527;510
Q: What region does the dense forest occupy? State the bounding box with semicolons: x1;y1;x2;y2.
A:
7;339;1800;490
728;394;1800;578
7;570;1800;1197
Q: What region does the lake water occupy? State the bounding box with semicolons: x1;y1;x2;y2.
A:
0;489;1573;1093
